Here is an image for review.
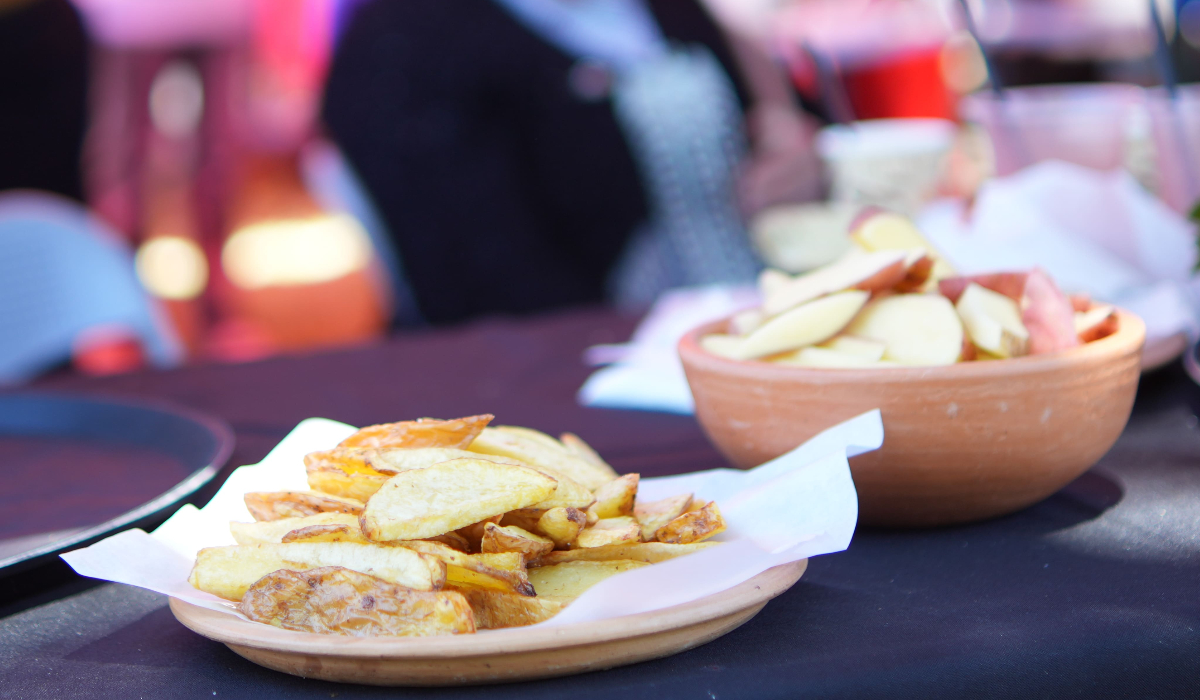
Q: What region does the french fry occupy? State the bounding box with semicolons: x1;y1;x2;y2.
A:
558;433;619;481
188;542;446;601
633;494;693;541
282;523;367;544
361;459;558;542
449;585;564;629
398;540;534;596
481;523;554;559
499;508;546;533
535;541;718;566
338;414;493;449
230;513;361;545
425;531;472;552
469;427;612;491
536;507;586;549
244;491;364;522
575;517;641;549
657;502;726;544
305;447;527;502
587;473;638;520
306;467;391;503
526;560;649;602
241;567;475;637
455;515;502;552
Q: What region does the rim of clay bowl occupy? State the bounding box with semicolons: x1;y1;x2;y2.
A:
678;309;1146;384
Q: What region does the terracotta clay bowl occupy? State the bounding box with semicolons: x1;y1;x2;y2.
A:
678;311;1146;527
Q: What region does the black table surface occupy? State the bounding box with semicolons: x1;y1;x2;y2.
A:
2;307;1199;699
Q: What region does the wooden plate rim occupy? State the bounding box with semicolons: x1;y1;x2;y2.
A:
169;559;807;658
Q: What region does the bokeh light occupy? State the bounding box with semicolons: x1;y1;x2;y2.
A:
939;30;988;94
221;213;372;289
148;60;205;138
135;235;210;300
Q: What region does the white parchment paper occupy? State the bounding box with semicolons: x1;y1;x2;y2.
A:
61;410;882;629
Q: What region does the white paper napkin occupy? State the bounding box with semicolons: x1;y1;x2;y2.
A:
62;410;882;630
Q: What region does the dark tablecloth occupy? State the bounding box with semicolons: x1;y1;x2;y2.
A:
2;308;1199;699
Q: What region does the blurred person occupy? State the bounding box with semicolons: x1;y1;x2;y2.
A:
322;0;821;325
0;0;88;200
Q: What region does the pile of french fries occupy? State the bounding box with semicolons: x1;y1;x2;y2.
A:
188;415;725;636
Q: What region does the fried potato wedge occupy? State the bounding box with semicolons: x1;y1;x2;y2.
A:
481;523;554;559
469;427;612;491
535;541;718;566
526;560;649;602
498;508;545;533
633;493;693;541
241;567;474;637
450;586;564;629
425;531;471;552
244;491;364;522
282;523;368;544
306;467;391;503
536;507;586;549
397;540;534;596
338;414;494;449
657;502;726;544
685;499;708;513
230;513;361;545
188;542;446;601
361;459;557;542
305;447;529;502
587;473;638;520
574;516;641;549
559;433;619;481
455;515;502;552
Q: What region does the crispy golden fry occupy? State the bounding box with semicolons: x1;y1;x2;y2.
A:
188;542;446;601
449;586;564;629
481;523;554;559
338;414;494;449
498;508;545;533
469;427;612;491
397;540;534;596
361;459;558;542
305;448;524;502
241;567;475;637
490;425;566;450
282;523;367;544
244;491;364;522
425;531;471;552
657;502;726;544
455;515;502;552
535;541;718;566
306;467;392;503
559;432;619;481
633;493;693;542
230;513;361;545
536;507;586;549
526;560;649;601
587;473;639;520
574;516;641;549
685;499;708;513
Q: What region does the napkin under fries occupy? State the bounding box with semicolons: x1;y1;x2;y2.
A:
62;411;882;630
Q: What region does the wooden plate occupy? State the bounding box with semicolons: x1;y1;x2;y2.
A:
169;559;807;686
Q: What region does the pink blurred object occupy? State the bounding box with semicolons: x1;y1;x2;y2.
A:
1146;86;1200;215
961;84;1143;176
71;0;251;48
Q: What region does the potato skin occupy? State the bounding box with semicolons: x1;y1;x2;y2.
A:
656;502;727;544
239;567;475;637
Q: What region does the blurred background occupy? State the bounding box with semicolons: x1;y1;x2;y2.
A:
1;0;1198;381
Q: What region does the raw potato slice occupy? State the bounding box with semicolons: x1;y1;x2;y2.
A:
527;560;650;602
850;211;954;281
339;414;493;449
633;494;693;541
847;294;964;366
244;491;364;522
587;473;639;520
575;516;641;549
536;507;587;549
230;513;361;545
738;290;870;360
938;272;1027;304
240;567;475;637
657;502;727;544
757;268;792;298
361;459;557;542
700;334;744;359
763;250;907;316
1022;268;1081;355
188;542;446;601
820;335;886;361
398;540;534;596
955;283;1029;358
480;523;554;559
1075;305;1118;342
893;254;935;293
773;346;886;368
469;427;612;492
536;541;718;566
450;586;565;629
558;433;619;481
729;308;765;336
